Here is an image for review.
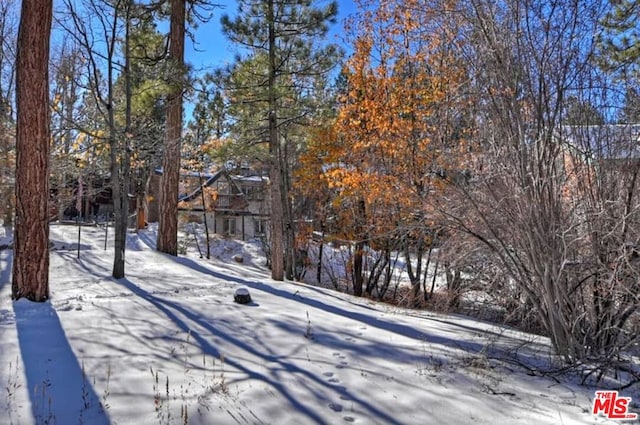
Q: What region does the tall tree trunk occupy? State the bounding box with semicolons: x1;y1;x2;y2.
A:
12;0;53;301
267;0;284;280
111;2;132;279
157;0;185;256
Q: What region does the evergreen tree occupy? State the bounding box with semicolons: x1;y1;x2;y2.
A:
563;97;606;125
618;86;640;123
221;0;341;280
599;0;640;73
12;0;53;301
124;15;170;230
157;0;186;256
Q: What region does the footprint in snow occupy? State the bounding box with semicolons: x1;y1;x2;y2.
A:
343;416;356;422
328;403;343;412
333;352;349;369
323;372;334;377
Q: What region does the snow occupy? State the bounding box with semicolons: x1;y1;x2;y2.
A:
0;223;636;425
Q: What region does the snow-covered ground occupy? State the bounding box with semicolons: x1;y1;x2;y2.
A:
0;223;636;424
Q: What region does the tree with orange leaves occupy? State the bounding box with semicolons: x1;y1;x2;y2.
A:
299;0;470;299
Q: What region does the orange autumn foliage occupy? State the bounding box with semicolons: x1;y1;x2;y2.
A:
298;0;469;245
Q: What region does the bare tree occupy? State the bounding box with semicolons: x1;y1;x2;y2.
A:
60;0;132;278
12;0;53;301
449;0;640;373
0;0;17;227
50;41;83;222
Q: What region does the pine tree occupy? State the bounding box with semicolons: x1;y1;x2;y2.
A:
12;0;53;301
157;0;186;256
221;0;340;280
599;0;640;72
124;15;170;231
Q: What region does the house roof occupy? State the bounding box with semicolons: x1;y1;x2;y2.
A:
558;124;640;160
154;168;237;203
179;170;228;203
231;175;269;183
154;168;268;204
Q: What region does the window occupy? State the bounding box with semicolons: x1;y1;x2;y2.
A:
254;219;267;236
242;184;264;201
223;217;236;235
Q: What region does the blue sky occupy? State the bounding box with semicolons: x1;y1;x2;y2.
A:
184;0;357;75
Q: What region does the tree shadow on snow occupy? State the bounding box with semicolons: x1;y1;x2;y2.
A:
156;251;548;368
49;239;93;252
13;300;111;425
115;276;403;425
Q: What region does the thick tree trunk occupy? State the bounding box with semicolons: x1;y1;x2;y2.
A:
157;0;185;256
12;0;52;301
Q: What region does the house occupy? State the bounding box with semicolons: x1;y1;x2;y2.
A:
147;168;269;241
50;173;115;222
555;124;640;197
559;124;640;164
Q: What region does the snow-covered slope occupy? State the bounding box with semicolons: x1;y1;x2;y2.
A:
0;224;634;424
